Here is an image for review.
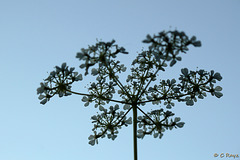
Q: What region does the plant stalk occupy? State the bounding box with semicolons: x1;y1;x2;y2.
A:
133;104;138;160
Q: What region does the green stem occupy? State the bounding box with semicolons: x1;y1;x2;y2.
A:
133;104;138;160
66;89;131;104
137;106;155;124
137;93;189;104
115;107;132;126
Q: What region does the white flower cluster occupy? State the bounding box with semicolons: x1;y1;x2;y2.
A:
88;104;132;145
81;78;117;108
76;39;128;76
178;68;223;106
137;109;184;139
37;63;83;104
142;30;201;68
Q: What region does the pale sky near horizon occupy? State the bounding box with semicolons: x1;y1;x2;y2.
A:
0;0;239;160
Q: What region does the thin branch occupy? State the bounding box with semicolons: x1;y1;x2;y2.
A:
137;106;156;125
115;107;133;126
105;62;132;100
136;68;160;101
136;68;148;99
66;89;131;104
136;57;167;102
137;93;189;105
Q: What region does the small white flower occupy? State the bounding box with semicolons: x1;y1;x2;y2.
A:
174;117;181;122
214;92;223;98
123;104;130;110
125;117;132;124
181;68;189;76
176;122;185;128
153;133;159;138
214;72;222;81
192;41;201;47
75;74;83;81
38;95;45;100
40;99;48;105
91;115;98;120
82;96;88;102
91;68;98;76
88;140;95;146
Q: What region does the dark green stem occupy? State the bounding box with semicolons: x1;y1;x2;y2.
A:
66;89;131;104
133;104;138;160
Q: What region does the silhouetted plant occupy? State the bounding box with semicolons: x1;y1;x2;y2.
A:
37;30;223;160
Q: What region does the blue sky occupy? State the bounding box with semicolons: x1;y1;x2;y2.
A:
0;0;239;160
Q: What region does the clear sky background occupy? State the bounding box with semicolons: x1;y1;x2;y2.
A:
0;0;239;160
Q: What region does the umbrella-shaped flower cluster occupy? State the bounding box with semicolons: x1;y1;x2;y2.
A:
37;29;223;160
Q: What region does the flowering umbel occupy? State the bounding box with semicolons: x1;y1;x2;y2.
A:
37;30;222;148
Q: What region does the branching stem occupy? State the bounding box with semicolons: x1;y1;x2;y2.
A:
66;89;131;104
